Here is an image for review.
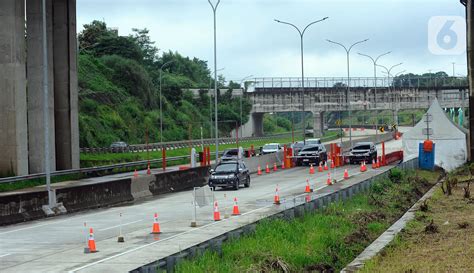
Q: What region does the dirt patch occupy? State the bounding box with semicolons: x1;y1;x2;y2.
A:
259;257;291;273
345;227;371;244
303;264;335;273
350;211;386;226
424;219;439;234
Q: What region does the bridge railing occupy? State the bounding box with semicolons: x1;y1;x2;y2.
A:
249;76;468;90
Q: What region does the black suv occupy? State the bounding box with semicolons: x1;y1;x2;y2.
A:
347;142;377;164
208;161;250;191
295;144;327;166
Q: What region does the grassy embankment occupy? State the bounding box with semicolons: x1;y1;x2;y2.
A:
0;131;341;193
175;169;439;272
362;166;474;272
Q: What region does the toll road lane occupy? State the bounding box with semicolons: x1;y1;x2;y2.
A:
0;138;402;272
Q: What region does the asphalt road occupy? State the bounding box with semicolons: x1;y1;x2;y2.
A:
0;137;404;273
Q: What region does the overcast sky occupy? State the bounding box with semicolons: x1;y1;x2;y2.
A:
77;0;468;81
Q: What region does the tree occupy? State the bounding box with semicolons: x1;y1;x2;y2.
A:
78;20;112;51
131;28;159;66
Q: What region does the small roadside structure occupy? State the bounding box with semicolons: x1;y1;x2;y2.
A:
402;98;467;171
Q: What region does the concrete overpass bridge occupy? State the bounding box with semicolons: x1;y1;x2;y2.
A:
247;77;469;137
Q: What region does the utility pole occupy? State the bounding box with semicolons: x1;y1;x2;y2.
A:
463;0;474;160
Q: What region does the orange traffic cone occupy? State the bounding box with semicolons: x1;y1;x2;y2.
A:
213;201;221;221
281;161;285;169
305;179;312;193
151;213;161;234
344;169;349;179
133;169;138;178
318;162;323;172
273;163;278;171
274;186;281;205
324;162;329;171
330;160;335;169
360;162;365;172
372;159;376;169
257;165;262;175
265;163;270;173
87;228;97;253
376;159;380;168
147;163;151;175
326;173;332;185
309;164;315;175
232;197;240;216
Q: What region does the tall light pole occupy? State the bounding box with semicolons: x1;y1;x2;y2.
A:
327;38;369;147
239;75;253;137
208;0;221;161
275;17;329;144
159;60;174;144
41;0;53;207
377;63;403;127
209;68;225;139
358;51;391;108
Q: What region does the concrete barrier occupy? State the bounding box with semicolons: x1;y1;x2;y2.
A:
57;178;134;213
0;190;48;226
243;151;284;174
0;166;210;226
148;166;209;195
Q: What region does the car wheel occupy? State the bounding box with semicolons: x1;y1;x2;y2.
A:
244;176;250;188
211;186;216;191
233;180;239;191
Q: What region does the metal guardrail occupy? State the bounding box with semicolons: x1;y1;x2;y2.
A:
0;132;346;185
80;133;294;154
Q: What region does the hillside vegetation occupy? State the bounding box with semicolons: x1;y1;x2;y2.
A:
78;20;283;147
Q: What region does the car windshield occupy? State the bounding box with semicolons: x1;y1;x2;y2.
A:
224;150;238;156
306;140;320;145
263;144;278;150
215;164;237;172
353;145;371;150
302;146;319;152
294;142;304;148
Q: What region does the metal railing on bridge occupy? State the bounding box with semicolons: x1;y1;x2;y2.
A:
249;76;468;90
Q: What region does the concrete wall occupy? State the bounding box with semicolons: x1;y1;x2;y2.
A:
0;167;210;226
0;0;29;176
243;151;284;174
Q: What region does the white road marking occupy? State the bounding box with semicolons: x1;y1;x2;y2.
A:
69;204;276;272
98;220;144;231
0;253;11;258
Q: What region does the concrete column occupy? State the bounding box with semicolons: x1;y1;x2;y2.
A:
0;0;28;176
53;0;80;170
26;0;56;174
251;113;264;137
313;111;324;137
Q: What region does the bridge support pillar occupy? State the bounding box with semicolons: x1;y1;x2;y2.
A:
26;0;57;174
251;113;264;137
313;111;324;138
0;0;29;176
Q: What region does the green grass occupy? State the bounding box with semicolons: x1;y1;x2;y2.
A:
175;169;438;272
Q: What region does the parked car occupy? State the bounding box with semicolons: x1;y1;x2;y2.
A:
208;161;250;191
295;144;327;166
110;141;128;148
346;142;377;164
221;148;239;161
261;143;281;154
292;141;305;154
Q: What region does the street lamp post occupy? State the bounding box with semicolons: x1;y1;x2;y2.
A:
208;0;221;161
41;0;54;207
357;51;391;108
209;68;224;139
275;17;328;144
238;75;253;137
326;39;369;147
159;60;174;144
377;63;403;127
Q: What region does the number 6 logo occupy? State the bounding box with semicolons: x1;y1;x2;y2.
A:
428;16;466;55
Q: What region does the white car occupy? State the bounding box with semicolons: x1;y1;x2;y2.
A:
261;143;281;154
